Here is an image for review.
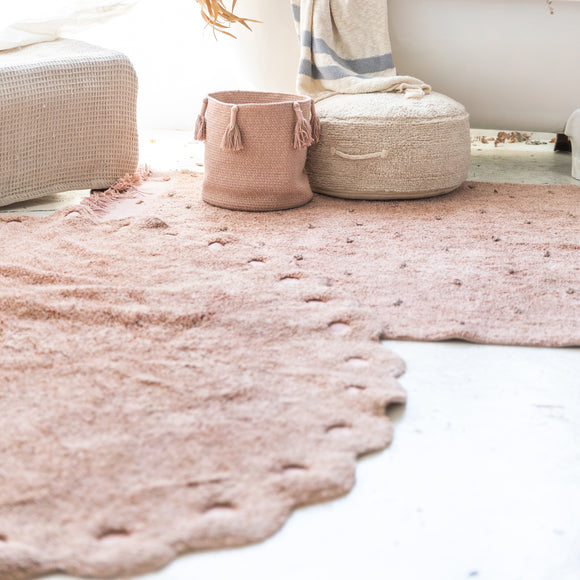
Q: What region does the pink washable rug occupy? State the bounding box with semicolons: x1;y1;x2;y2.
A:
1;170;578;578
0;175;405;579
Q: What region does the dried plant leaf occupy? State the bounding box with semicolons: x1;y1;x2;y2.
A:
196;0;260;37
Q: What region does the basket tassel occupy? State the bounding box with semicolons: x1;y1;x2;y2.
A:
310;99;321;145
194;97;208;142
221;105;243;151
293;102;313;150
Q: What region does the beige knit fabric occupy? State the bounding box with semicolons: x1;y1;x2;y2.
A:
292;0;430;100
0;173;406;579
0;39;138;208
201;91;314;211
307;92;471;199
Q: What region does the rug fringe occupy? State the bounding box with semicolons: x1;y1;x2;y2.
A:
83;166;152;214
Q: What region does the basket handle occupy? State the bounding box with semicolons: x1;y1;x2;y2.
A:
221;105;243;151
194;97;208;141
331;147;388;160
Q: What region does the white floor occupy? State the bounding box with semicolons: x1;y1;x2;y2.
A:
138;342;580;580
6;132;580;580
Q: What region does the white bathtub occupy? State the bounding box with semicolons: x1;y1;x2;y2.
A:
388;0;580;133
232;0;580;176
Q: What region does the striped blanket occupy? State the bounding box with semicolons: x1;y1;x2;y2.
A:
291;0;430;100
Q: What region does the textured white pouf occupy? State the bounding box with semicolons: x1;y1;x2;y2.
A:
306;92;471;199
0;39;139;208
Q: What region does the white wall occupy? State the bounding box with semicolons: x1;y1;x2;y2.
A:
71;0;299;130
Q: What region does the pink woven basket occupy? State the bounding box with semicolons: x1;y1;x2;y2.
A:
195;91;319;211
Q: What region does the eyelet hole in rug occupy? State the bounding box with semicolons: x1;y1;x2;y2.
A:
329;321;351;335
346;357;370;368
96;528;132;542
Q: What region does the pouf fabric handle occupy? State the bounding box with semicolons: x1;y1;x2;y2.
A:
331;147;389;160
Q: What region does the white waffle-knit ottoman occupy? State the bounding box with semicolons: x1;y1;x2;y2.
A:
0;39;139;208
306;92;471;199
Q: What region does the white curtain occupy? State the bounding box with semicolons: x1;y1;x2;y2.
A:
0;0;139;50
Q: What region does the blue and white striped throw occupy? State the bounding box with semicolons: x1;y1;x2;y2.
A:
291;0;430;100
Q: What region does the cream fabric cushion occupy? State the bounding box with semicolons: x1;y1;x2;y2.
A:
306;92;471;199
0;39;138;207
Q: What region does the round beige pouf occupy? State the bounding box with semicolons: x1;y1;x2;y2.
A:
306;92;471;199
